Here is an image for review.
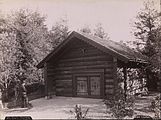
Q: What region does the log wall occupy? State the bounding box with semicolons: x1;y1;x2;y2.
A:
45;38;116;98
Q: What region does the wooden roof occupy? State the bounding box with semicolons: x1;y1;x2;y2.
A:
37;31;148;68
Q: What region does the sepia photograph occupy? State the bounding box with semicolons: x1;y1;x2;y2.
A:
0;0;161;119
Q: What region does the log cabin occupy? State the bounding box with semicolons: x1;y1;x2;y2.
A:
37;31;148;99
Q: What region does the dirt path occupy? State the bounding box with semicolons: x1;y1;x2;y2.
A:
1;92;160;119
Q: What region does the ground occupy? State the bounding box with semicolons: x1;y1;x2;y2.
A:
0;92;160;119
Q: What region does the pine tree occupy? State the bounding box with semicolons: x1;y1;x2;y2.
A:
0;9;51;103
133;1;161;91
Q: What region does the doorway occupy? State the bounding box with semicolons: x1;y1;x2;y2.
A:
75;75;101;97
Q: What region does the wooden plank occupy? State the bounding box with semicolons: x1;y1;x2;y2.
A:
62;46;103;54
55;69;104;74
56;79;72;82
57;61;112;67
62;49;106;59
105;79;113;82
56;80;72;84
59;55;111;63
56;88;73;94
112;57;118;96
105;93;113;97
105;85;114;88
54;75;72;79
55;64;112;71
104;74;113;78
44;62;48;97
105;89;114;94
56;81;72;86
105;68;113;72
105;81;113;85
56;84;72;88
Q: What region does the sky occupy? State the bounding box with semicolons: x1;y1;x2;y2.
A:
0;0;160;42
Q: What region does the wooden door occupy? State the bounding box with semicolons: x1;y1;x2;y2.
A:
89;76;100;96
75;75;101;97
76;76;88;96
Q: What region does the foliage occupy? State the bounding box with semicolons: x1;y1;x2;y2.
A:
104;68;149;119
94;23;109;40
117;68;147;96
133;1;161;91
48;18;69;49
79;23;110;40
150;95;161;119
79;25;92;34
0;9;50;86
10;9;51;83
70;104;89;120
0;8;71;104
104;85;135;119
0;9;53;104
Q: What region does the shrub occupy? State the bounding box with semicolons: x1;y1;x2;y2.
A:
150;95;161;119
70;104;89;120
104;85;135;119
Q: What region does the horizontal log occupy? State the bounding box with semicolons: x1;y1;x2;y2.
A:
47;73;56;77
54;75;72;79
104;93;113;97
62;50;105;59
59;55;112;63
105;68;113;72
57;61;112;67
104;71;112;75
105;79;113;82
47;77;55;81
54;69;104;75
105;89;114;94
56;88;72;92
56;92;73;96
56;84;72;88
55;64;112;71
63;46;103;54
67;40;90;47
56;79;72;82
105;85;114;88
105;81;113;85
104;75;113;79
56;81;72;86
56;81;72;84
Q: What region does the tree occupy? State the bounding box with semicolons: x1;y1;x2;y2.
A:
0;9;51;104
133;1;161;91
79;25;92;34
8;9;50;84
48;18;69;49
79;23;110;40
0;12;18;102
94;23;109;40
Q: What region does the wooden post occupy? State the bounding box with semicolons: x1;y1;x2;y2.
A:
44;62;48;99
123;66;127;101
113;57;117;98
